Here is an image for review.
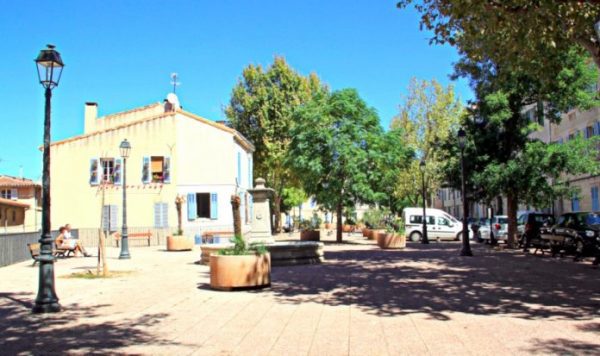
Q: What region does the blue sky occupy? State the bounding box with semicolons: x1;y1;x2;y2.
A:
0;0;472;179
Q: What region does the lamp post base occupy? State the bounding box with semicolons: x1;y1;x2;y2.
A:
119;252;131;259
32;301;61;314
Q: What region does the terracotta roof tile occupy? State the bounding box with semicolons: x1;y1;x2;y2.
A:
0;175;40;188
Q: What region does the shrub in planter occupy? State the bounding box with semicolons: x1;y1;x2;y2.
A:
210;235;270;290
377;219;406;249
299;216;321;241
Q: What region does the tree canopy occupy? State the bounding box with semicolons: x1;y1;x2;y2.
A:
225;56;326;232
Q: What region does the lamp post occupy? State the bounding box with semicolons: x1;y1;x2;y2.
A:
458;128;473;256
33;44;64;313
419;159;429;244
119;139;131;259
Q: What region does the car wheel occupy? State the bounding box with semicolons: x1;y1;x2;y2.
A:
409;231;422;242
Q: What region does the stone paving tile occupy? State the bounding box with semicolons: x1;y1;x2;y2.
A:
1;235;599;355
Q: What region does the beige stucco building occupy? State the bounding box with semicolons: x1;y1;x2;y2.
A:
436;106;600;218
49;95;254;237
0;175;42;233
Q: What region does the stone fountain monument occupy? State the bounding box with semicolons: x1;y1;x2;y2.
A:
247;178;275;244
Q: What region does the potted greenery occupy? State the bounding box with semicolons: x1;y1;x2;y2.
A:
300;214;321;241
377;218;407;249
342;217;356;233
210;235;271;290
362;208;387;240
167;195;193;251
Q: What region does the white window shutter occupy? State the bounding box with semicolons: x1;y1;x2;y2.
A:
163;157;171;183
90;158;99;185
10;188;18;200
110;205;118;231
102;205;110;231
154;203;162;228
114;158;123;185
162;202;169;228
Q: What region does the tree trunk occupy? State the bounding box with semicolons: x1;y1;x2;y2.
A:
336;201;343;243
231;195;242;238
496;196;504;215
273;194;282;234
506;191;518;248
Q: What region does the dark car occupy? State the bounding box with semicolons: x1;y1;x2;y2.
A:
546;212;600;263
517;212;555;251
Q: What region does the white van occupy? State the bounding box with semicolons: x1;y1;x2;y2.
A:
403;207;464;242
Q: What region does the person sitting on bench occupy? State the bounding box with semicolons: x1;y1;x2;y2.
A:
55;226;91;257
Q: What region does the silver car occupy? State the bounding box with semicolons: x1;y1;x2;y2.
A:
480;216;508;242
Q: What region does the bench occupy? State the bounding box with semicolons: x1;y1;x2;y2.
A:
201;231;234;244
27;243;74;266
114;231;152;247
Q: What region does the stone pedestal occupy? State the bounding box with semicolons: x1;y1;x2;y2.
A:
248;178;275;244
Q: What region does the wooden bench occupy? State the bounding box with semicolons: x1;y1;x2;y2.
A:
114;231;152;247
201;231;234;244
27;243;74;266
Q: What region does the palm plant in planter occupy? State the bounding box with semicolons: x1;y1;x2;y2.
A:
300;214;322;241
210;235;271;290
167;195;193;251
377;218;406;249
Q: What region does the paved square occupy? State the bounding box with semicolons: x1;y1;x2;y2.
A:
1;235;599;355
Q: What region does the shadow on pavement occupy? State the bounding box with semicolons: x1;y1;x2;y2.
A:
270;243;600;321
0;292;174;354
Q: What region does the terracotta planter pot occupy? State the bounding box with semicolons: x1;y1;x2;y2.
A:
300;230;321;241
368;229;385;240
166;235;194;251
210;253;271;290
362;228;371;238
324;223;333;229
377;232;406;249
342;225;354;233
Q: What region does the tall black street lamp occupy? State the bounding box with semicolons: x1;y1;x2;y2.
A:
458;128;473;256
119;139;131;259
33;44;64;313
419;159;429;244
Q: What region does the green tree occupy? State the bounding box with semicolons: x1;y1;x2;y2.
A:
225;57;326;233
390;78;463;207
396;1;600;85
440;50;599;247
287;89;385;242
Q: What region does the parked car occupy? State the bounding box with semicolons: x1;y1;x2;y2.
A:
545;212;600;263
403;208;464;242
517;212;555;250
480;215;508;243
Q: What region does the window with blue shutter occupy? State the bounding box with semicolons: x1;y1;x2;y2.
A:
90;158;99;185
594;122;600;136
210;193;218;220
187;193;196;221
113;158;123;185
163;157;171;183
154;202;168;228
142;156;150;184
237;152;242;187
571;195;580;212
592;187;599;211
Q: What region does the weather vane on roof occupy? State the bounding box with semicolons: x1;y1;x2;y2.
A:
170;73;181;94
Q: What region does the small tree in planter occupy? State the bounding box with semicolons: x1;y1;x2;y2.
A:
167;195;193;251
377;218;406;249
300;214;322;241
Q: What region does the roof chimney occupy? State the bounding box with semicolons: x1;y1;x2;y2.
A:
84;102;98;133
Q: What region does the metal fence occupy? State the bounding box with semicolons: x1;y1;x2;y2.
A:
0;230;59;267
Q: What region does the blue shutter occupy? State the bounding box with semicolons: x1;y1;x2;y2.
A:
154;203;162;228
592;187;599;211
237;152;242;187
102;205;109;231
594;122;600;136
110;205;118;231
187;193;196;221
114;158;123;185
142;156;150;184
90;158;99;185
248;156;253;188
210;193;218;220
163;157;171;183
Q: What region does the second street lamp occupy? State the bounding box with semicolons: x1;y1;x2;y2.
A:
33;44;64;313
119;139;131;259
419;159;429;244
458;128;473;256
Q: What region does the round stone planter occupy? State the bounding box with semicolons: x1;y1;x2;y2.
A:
376;232;406;249
166;235;194;251
369;229;385;240
300;230;320;241
209;253;271;290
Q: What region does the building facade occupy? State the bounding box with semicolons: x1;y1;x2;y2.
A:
0;175;42;232
49;95;254;236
